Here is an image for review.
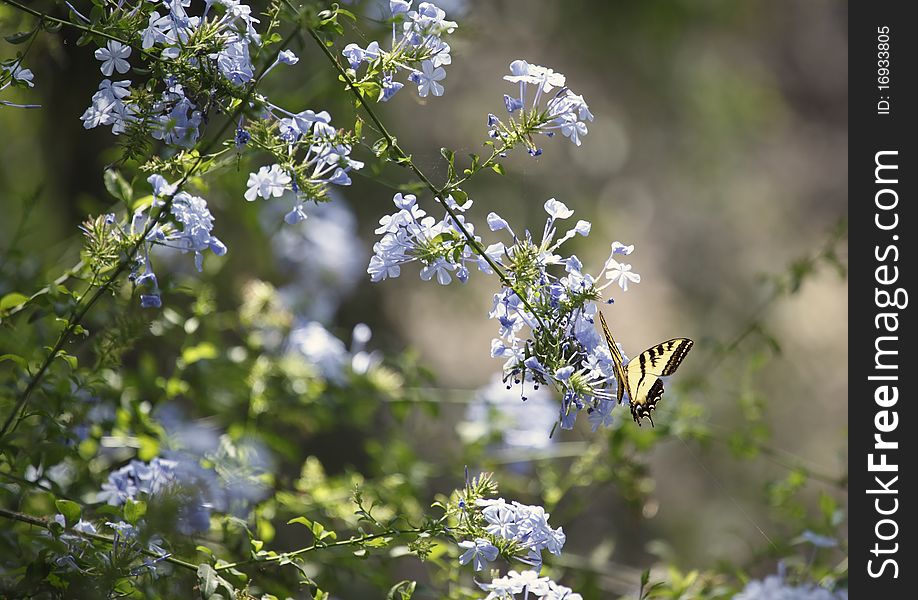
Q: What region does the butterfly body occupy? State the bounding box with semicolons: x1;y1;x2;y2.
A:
598;311;694;426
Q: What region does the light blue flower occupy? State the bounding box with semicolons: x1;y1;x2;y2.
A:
168;192;227;271
487;212;510;232
380;74;404;102
458;538;498;571
554;366;574;381
801;530;838;548
544;198;573;220
94;41;131;76
214;36;254;85
416;60;446;97
245;164;292;201
587;399;615;432
504;94;524;113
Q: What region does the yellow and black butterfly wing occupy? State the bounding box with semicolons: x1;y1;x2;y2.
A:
597;311;627;404
625;338;694;426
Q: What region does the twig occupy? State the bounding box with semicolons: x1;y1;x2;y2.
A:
0;507;199;571
304;26;548;331
215;527;426;571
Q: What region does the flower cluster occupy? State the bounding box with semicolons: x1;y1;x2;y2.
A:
343;1;457;101
243;108;363;223
488;60;593;156
734;574;848;600
477;570;583;600
98;457;181;506
456;494;565;574
267;198;366;321
473;498;566;568
450;474;579;598
97;433;271;534
80;0;268;144
98;456;211;534
50;514;170;575
486;200;640;430
130;175;227;308
368;191;642;430
368;192;485;285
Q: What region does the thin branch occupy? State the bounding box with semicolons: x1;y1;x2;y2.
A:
215;527;426;571
305;26;548;331
1;0;166;64
0;507;199;571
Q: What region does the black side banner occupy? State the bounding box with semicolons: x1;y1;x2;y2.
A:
850;1;915;595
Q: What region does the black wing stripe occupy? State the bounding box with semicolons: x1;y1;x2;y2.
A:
661;339;694;376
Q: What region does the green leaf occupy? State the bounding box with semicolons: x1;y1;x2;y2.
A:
0;354;28;369
287;516;312;528
4;31;34;45
449;189;468;206
387;580;416;600
336;7;357;21
491;163;506;175
287;517;336;541
0;292;29;314
103;169;133;204
440;147;456;175
124;499;147;524
197;564;219;597
372;137;390;158
58;353;78;370
55;500;81;527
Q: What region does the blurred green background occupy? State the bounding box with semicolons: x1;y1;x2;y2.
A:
1;0;847;596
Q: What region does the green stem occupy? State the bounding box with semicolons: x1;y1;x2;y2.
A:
1;0;166;64
305;27;548;330
0;507;199;571
215;527;426;571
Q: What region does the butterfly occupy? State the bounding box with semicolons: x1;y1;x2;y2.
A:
598;311;694;427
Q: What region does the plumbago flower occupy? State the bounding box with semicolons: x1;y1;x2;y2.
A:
734;572;848;600
342;1;457;102
488;60;593;157
79;0;269;148
487;199;639;430
97;433;272;535
241;108;363;223
369;195;640;430
127;174;227;307
477;570;583;600
447;473;581;599
98;456;213;534
471;498;567;569
368;192;484;285
48;514;170;577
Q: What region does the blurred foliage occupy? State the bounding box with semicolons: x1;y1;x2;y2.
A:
1;0;847;598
